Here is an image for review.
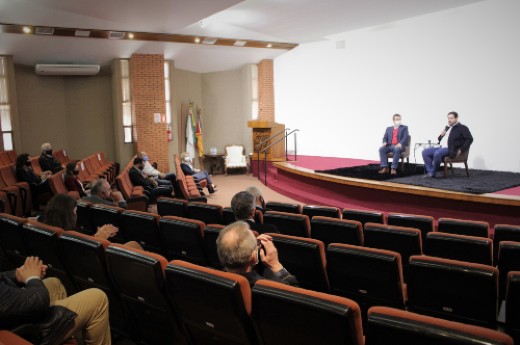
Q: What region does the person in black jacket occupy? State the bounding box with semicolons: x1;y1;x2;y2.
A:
422;111;473;178
231;191;278;234
0;256;111;345
180;152;216;194
15;153;52;209
217;221;297;287
128;157;172;203
38;143;62;174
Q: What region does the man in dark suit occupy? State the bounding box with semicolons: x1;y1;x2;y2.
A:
38;142;62;174
129;157;173;203
379;114;409;175
231;191;278;234
422;111;473;178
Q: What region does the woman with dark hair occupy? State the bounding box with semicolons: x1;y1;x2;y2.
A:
64;161;86;197
43;194;143;249
15;153;52;209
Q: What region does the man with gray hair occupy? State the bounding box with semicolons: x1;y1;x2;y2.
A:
231;191;277;234
82;179;127;209
38;142;62;174
216;221;297;287
244;186;266;213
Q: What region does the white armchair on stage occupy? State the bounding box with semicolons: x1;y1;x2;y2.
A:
224;144;248;175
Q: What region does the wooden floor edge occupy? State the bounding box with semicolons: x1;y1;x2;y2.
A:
273;162;520;207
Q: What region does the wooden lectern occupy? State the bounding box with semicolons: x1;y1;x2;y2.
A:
248;120;286;161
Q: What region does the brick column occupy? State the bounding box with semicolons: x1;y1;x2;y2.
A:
130;54;168;169
258;59;275;122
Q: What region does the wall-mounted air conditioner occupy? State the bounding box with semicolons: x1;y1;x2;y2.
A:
35;64;100;76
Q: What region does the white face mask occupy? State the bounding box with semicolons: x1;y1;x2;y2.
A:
394;120;401;127
184;156;191;163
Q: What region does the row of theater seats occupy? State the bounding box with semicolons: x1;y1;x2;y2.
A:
0;149;117;216
114;159;150;212
0;211;516;345
173;154;207;200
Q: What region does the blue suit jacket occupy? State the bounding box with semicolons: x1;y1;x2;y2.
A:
383;125;409;147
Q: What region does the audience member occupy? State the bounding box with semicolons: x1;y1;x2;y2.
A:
15;153;52;209
136;152;177;186
0;256;111;345
64;162;87;197
245;186;266;213
180;152;216;194
217;221;297;287
129;157;173;203
38;143;62;174
231;191;278;234
82;179;127;209
43;193;141;249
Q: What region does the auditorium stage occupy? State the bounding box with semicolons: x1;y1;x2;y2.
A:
251;155;520;228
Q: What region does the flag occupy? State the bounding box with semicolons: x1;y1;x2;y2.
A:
185;103;196;158
195;108;204;157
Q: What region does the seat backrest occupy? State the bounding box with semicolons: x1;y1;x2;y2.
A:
506;271;520;344
425;232;493;266
342;209;384;225
203;224;225;269
0;330;34;345
327;243;406;321
159;216;208;265
263;211;311;238
493;224;520;264
76;201;93;235
269;233;329;292
366;306;513;345
222;207;236;225
0;151;10;166
157;197;187;217
186;201;223;224
22;220;76;295
166;260;259;345
29;156;42;175
311;217;363;247
253;279;364;345
302;205;341;220
105;244;182;344
407;255;498;328
437;217;489;238
387;213;434;243
48;171;68;195
498;241;520;301
89;204;126;244
120;210;162;253
0;213;28;266
6;150;17;164
265;201;301;214
363;223;422;281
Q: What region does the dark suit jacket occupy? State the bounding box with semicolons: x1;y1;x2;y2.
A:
180;162;195;176
382;125;409;147
244;219;279;235
39;154;62;174
129;167;152;190
442;123;473;158
16;166;41;186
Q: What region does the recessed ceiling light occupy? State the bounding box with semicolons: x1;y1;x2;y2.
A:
75;30;90;37
22;26;31;34
266;43;272;48
127;33;134;39
194;37;201;43
234;40;247;47
35;27;54;35
202;37;217;45
108;31;125;39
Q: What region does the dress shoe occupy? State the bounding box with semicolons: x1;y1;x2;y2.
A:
391;169;397;175
378;167;389;174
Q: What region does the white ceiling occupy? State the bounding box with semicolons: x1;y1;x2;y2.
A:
0;0;485;73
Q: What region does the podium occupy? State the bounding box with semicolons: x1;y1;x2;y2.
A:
248;120;286;161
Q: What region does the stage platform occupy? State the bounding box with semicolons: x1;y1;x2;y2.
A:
251;155;520;228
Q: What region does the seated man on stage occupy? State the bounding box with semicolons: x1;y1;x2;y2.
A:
379;114;409;175
422;111;473;178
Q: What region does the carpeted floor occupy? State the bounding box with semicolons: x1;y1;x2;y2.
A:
317;163;520;194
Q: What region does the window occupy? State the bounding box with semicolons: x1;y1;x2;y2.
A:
251;64;259;120
120;60;133;143
0;57;13;150
164;62;172;125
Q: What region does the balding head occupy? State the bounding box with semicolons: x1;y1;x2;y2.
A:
217;221;257;272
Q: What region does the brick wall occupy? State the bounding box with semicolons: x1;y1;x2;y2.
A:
129;54;169;170
258;59;275;122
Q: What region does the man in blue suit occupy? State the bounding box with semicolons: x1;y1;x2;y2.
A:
422;111;473;178
379;114;409;175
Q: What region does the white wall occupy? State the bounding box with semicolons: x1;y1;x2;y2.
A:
275;0;520;172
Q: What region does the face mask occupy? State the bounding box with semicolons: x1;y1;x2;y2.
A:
25;161;32;167
143;155;149;161
184;156;191;163
394;120;401;126
73;170;79;175
45;149;53;155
